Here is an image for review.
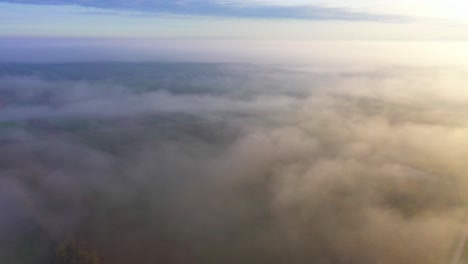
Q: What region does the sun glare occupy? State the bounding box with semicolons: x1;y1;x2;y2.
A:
433;0;468;22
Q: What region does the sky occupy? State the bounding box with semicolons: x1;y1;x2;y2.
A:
1;0;468;40
1;0;468;65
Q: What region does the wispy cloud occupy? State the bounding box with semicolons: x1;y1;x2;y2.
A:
0;0;406;21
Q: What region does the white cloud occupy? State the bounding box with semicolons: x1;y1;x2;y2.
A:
216;0;468;23
1;64;468;263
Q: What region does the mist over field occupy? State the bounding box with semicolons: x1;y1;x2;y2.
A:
1;62;468;264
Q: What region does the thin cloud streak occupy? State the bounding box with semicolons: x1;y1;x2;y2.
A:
0;0;407;21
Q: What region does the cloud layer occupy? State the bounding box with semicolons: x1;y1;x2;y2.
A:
0;63;468;264
0;0;403;21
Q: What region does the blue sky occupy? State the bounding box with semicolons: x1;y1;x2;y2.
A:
0;0;402;21
0;0;467;39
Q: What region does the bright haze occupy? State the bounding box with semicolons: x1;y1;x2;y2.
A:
1;1;468;264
